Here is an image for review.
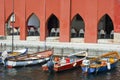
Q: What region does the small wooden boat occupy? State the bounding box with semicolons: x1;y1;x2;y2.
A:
42;51;87;72
81;51;120;74
2;49;53;68
0;48;28;64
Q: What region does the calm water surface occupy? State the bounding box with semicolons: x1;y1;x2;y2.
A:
0;62;120;80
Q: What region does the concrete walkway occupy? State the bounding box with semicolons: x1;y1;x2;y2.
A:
0;36;120;56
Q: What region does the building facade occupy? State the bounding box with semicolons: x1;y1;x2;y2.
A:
0;0;120;43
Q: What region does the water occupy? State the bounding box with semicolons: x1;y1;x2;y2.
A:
0;62;120;80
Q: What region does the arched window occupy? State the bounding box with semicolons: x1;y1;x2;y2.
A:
47;14;59;37
71;14;85;38
6;13;19;35
27;13;40;36
98;14;114;39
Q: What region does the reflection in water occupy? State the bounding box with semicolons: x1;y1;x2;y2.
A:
7;68;17;76
47;72;55;80
106;72;111;80
0;62;120;80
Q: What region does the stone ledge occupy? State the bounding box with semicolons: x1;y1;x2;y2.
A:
114;33;120;43
0;36;6;40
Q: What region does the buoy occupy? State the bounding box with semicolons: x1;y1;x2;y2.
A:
109;57;114;63
107;62;111;70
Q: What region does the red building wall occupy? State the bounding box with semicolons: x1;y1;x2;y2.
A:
114;0;120;32
0;0;120;43
5;0;13;22
83;0;98;43
26;0;45;41
0;0;5;36
60;0;71;42
46;0;61;41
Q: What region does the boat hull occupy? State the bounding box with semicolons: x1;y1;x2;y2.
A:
6;58;50;68
4;49;53;68
42;51;87;72
81;61;118;74
42;60;83;72
54;60;83;72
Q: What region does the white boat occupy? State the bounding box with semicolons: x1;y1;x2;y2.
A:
2;49;53;68
0;48;28;64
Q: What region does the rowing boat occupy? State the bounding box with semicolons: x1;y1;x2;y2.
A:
81;51;120;74
2;49;53;68
42;51;87;72
0;48;28;64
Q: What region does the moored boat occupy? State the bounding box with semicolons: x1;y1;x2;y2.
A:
0;48;28;64
81;51;120;74
42;51;87;72
2;49;53;68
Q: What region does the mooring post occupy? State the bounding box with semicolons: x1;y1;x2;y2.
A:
1;43;3;52
4;43;6;50
37;46;40;52
86;49;89;52
61;48;64;58
72;48;75;53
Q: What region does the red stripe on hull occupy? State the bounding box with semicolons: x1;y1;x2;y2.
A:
54;60;83;72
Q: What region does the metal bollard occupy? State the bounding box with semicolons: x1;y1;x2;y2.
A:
1;43;3;52
37;46;40;52
61;48;64;57
4;43;7;50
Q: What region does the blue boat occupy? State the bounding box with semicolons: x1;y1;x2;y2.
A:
81;51;120;74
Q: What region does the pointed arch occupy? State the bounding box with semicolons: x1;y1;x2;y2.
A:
5;13;19;35
6;13;14;23
46;14;60;37
71;13;85;38
27;13;40;36
98;14;114;39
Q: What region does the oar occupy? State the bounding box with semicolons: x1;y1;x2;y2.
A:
73;59;77;67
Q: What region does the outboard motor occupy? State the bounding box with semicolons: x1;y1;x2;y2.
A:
47;57;54;73
82;59;90;72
